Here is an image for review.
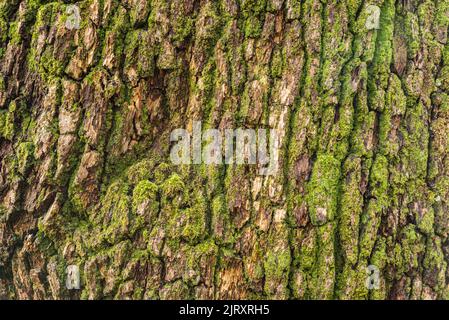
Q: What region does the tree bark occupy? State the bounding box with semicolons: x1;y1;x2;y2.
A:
1;0;449;300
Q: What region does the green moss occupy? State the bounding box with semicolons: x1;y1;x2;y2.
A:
399;102;429;181
172;15;195;45
196;1;222;44
8;21;21;45
124;30;156;80
244;15;262;38
211;194;232;243
369;155;389;207
417;208;435;235
6;0;41;45
132;180;159;221
367;0;395;111
370;238;387;271
183;239;218;285
129;0;150;27
437;66;449;91
126;159;156;185
195;239;218;255
386;74;406;115
0;17;8;43
196;58;217;117
147;0;169;29
346;0;363;21
1;0;447;301
26;2;74;83
101;181;131;245
153;163;172;185
16;142;35;175
243;236;265;283
335;264;369;300
435;1;449;28
100;5;130;70
240;0;268;38
160;280;190;299
358;198;384;262
271;48;284;78
167;190;207;244
161;173;185;199
285;0;301;19
309;224;336;299
241;0;267;16
339;156;362;265
399;226;424;273
264;248;291;279
306;154;341;226
0;101;16;140
403;12;420;57
298;229;317;271
24;0;41;22
423;237;446;291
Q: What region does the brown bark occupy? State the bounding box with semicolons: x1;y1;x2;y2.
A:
1;0;449;300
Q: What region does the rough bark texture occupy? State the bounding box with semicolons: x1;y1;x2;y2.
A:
1;0;449;300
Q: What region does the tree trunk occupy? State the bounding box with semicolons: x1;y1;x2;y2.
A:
1;0;449;300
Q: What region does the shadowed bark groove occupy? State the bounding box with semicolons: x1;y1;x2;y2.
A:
1;0;449;300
